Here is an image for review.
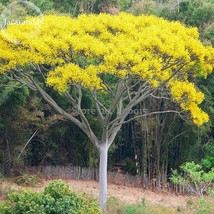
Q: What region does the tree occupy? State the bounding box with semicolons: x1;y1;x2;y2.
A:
170;161;214;197
0;13;213;211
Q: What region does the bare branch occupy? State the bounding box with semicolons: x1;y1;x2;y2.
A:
90;90;111;115
64;91;76;105
102;80;114;96
90;90;105;122
18;128;40;158
168;130;189;144
36;64;46;80
124;78;132;101
40;64;49;72
13;74;37;91
71;85;100;147
108;82;153;134
161;58;183;71
150;93;170;100
104;79;126;125
116;110;183;127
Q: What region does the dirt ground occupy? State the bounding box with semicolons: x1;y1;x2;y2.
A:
64;180;193;208
1;179;195;208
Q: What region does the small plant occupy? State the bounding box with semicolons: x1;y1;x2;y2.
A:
0;180;102;214
186;197;214;214
107;197;126;214
13;173;42;187
176;206;184;213
170;161;214;197
125;203;147;214
44;179;70;199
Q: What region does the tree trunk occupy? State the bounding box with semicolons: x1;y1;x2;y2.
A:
99;142;108;213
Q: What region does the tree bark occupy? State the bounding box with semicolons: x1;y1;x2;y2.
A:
99;142;108;213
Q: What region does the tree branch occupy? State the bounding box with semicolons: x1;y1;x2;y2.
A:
18;128;40;158
90;90;105;122
150;93;170;100
116;110;183;127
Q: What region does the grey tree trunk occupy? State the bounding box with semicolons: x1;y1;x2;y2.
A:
99;143;108;213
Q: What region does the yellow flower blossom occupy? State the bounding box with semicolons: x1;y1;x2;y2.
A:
0;13;213;126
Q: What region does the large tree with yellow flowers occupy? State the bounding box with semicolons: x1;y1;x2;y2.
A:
0;13;213;211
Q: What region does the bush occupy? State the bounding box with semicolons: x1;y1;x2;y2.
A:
13;173;42;187
170;162;214;197
0;180;102;214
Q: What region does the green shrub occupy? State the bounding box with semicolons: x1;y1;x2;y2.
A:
0;180;102;214
170;162;214;197
44;179;70;199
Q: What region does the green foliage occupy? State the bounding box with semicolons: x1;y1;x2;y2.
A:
188;4;214;27
204;24;214;46
44;179;70;199
125;201;148;214
0;180;102;214
128;0;157;15
124;157;137;175
50;0;111;15
30;0;54;13
0;81;29;109
170;162;214;197
118;0;132;11
202;143;214;170
156;0;214;45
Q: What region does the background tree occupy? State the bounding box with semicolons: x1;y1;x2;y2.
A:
0;13;213;211
117;0;214;181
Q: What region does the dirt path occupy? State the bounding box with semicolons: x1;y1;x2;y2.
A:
1;179;194;208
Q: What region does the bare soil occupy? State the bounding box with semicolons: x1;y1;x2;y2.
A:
1;179;196;208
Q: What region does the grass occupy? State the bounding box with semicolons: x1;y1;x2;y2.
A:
107;197;181;214
107;196;214;214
